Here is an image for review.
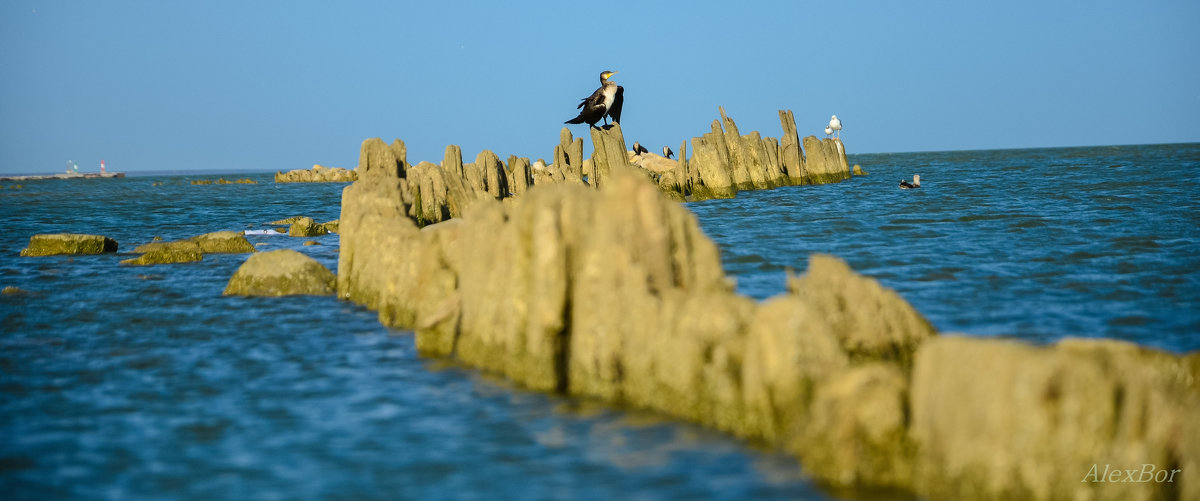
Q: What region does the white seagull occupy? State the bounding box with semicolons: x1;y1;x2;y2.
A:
828;115;842;139
824;126;833;138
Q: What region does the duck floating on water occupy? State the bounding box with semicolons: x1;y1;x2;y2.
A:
899;174;921;189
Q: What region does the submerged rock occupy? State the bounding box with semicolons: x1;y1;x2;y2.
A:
191;178;256;185
191;231;256;253
134;231;255;255
133;240;202;254
223;249;335;297
20;233;118;256
120;247;203;266
267;216;306;225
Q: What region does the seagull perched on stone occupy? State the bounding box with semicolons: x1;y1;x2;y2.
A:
828;115;842;138
824;126;833;138
633;141;649;155
663;146;674;159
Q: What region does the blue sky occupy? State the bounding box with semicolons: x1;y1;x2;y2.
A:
2;1;1198;174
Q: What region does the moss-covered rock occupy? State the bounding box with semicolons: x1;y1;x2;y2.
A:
134;231;254;255
287;217;328;237
275;164;357;183
20;233;118;256
267;216;305;225
191;231;256;253
223;249;335;296
133;240;202;254
120;247;203;266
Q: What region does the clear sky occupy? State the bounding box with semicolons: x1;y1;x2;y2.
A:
2;0;1198;174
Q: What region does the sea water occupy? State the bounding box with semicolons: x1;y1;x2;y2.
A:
690;143;1200;352
1;143;1197;499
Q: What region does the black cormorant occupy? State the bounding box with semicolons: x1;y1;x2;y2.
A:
633;141;649;155
565;70;624;129
899;174;921;189
663;146;674;159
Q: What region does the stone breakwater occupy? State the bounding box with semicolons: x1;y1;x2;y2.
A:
338;126;1198;500
275;164;358;183
359;109;850;228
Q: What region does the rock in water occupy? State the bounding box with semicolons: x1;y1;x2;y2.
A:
120;247;203;266
288;217;328;237
275;164;358;183
133;231;255;255
20;233;118;256
191;231;256;253
223;249;336;297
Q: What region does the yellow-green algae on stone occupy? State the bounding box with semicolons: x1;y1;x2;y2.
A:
120;247;203;266
288;217;328;237
20;233;118;256
134;231;255;255
224;249;335;297
191;231;257;253
275;164;357;183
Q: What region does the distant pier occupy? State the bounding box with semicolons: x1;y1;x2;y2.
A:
0;171;125;181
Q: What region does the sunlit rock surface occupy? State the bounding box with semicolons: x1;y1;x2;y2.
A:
335;122;1196;501
224;249;335;297
20;233;117;256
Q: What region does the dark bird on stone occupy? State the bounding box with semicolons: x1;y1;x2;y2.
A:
565;70;624;129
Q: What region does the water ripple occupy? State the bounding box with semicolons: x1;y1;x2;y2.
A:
689;143;1200;353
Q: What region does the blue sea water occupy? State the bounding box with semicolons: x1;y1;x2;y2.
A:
690;143;1200;352
1;143;1197;499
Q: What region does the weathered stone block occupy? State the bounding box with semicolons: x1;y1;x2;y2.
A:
20;233;117;256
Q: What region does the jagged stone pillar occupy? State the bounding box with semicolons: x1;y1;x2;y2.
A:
778;110;807;184
507;155;531;197
587;124;631;189
689;132;737;200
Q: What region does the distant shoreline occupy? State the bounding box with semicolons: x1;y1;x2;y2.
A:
0;169;277;180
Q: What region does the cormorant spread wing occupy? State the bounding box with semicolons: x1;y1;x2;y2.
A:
566;87;608;126
565;70;621;128
609;85;623;125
